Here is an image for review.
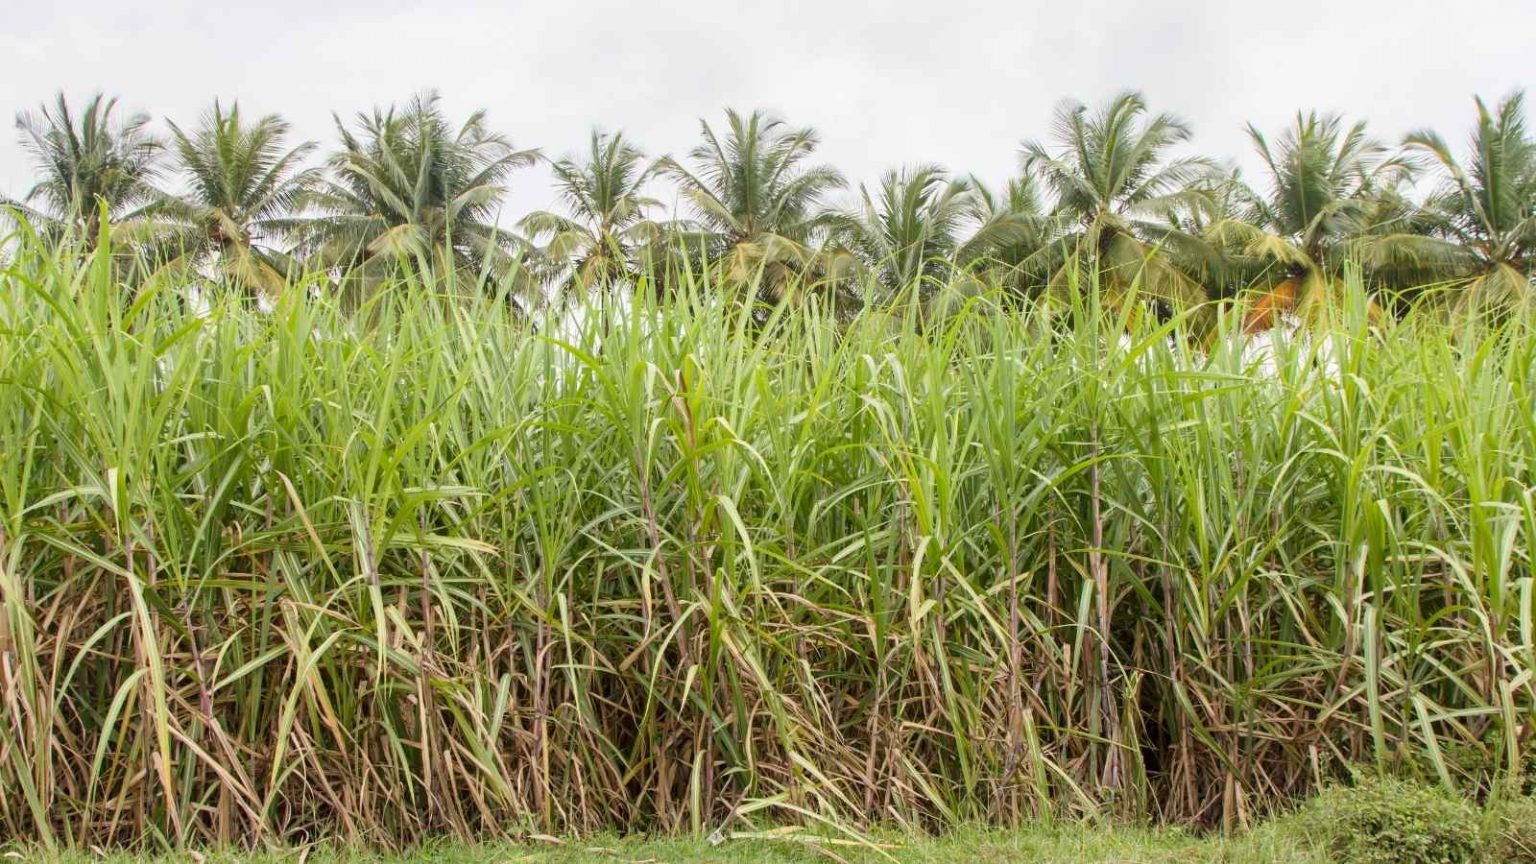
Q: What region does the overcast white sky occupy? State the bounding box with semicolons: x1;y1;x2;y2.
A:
2;0;1531;220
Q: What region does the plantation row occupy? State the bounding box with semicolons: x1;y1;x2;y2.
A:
0;226;1532;847
1;87;1531;313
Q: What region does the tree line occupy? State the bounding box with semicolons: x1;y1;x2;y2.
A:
3;88;1532;316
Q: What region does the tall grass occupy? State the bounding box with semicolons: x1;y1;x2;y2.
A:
0;229;1532;849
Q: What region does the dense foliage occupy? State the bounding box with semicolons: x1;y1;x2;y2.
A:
1;214;1533;847
1304;778;1481;864
1;86;1533;850
2;88;1532;312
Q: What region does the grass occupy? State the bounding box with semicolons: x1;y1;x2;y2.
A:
10;823;1333;864
0;228;1532;850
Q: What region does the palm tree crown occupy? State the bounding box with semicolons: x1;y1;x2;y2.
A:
1406;90;1536;309
963;173;1066;301
154;101;317;292
519;129;663;297
665;108;845;294
1025;92;1213;226
295;91;535;280
1022;91;1217;307
834;164;973;296
1213;113;1413;277
8;93;162;244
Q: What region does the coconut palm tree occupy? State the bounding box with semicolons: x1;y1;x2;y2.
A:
664;108;845;301
828;164;1042;304
150;101;317;295
5;92;161;246
294;91;535;289
963;172;1067;302
1246;113;1400;263
1162;168;1260;299
1022;91;1218;309
1404;90;1536;312
1205;111;1428;326
519;129;664;300
830;164;974;300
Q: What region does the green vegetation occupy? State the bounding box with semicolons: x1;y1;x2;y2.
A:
2;87;1532;311
2;218;1534;849
0;85;1533;854
1302;777;1481;864
7;823;1335;864
13;780;1536;863
1483;796;1536;863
